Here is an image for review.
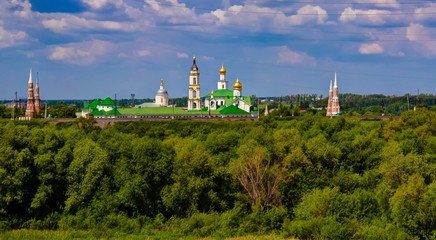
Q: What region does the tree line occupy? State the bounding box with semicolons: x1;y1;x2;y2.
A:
0;108;435;238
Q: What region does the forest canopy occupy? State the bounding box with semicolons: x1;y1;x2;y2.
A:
0;108;435;239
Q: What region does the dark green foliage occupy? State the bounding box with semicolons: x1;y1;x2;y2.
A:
0;109;435;238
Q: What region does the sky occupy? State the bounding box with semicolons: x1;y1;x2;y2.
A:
0;0;435;100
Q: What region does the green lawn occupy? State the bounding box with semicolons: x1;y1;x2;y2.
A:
118;107;221;115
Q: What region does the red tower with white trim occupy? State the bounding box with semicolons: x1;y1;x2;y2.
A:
25;69;35;118
327;72;340;117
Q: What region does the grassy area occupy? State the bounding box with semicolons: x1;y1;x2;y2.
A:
0;230;295;240
117;107;221;115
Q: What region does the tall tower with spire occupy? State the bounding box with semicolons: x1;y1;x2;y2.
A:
217;64;228;90
34;72;41;114
188;56;201;110
25;69;35;118
327;72;340;116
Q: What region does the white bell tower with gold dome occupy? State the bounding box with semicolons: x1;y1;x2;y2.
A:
188;56;201;110
233;78;242;98
217;65;228;90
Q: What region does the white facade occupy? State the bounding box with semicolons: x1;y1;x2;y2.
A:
155;78;169;106
217;65;228;90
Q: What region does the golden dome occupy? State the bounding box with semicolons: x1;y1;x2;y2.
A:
233;78;242;90
220;65;226;75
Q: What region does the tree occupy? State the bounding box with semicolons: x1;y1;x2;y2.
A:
48;104;78;118
64;138;108;213
232;139;281;211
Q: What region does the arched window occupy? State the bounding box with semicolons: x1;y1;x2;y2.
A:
193;90;197;98
193;102;197;109
193;77;197;85
161;98;163;103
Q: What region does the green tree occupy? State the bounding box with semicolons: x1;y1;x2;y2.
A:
65;138;108;213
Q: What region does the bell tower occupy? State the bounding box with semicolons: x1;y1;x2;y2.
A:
188;56;201;110
217;64;228;90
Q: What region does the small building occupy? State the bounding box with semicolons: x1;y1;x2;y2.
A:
135;78;170;108
81;97;120;118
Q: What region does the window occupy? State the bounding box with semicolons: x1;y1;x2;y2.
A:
193;90;197;98
193;102;197;109
193;77;197;85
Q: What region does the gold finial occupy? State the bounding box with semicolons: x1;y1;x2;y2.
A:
220;64;226;74
233;78;242;90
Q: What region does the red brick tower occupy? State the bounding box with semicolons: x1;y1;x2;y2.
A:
327;72;340;117
34;73;41;115
25;69;35;118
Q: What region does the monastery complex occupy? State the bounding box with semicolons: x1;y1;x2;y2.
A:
20;56;341;119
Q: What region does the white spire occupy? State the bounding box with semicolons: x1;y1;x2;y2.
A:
329;79;333;91
333;72;337;88
28;68;33;83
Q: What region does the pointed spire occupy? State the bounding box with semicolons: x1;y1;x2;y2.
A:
334;72;338;88
329;79;333;91
160;78;164;88
28;68;33;83
191;55;198;71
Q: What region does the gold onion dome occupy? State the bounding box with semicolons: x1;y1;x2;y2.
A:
220;65;227;74
233;78;242;90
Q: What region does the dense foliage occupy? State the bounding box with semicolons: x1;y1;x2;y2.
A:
0;108;435;239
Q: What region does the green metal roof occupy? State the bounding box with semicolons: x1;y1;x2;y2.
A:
219;105;250;114
101;97;115;106
205;89;233;98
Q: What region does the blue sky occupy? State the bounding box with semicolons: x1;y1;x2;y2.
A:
0;0;435;99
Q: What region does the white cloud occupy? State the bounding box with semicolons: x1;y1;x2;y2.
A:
11;0;32;18
48;40;114;64
137;50;151;57
359;43;384;54
406;23;424;41
339;7;398;26
287;5;328;25
277;46;316;66
406;23;436;56
414;4;436;21
82;0;109;9
211;4;328;33
177;52;188;58
42;15;126;33
0;22;26;48
145;0;198;24
356;0;400;9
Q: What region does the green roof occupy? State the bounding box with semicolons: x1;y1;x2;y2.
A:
84;99;101;109
219;105;250;115
101;97;115;106
205;89;233;98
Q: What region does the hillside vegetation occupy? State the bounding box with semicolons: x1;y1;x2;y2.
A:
0;108;435;239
